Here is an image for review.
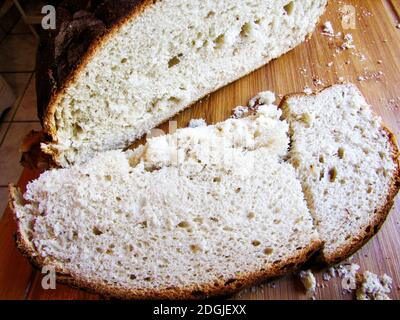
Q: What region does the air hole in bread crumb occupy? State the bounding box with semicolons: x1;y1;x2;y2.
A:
190;244;201;253
338;147;345;159
193;216;203;224
177;221;190;228
121;58;127;64
206;11;215;18
213;177;221;183
247;212;255;219
213;34;225;48
240;22;252;37
264;247;273;255
116;196;122;201
235;187;241;193
104;175;112;181
274;219;281;224
329;168;337;182
139;221;148;228
252;240;261;247
168;55;181;68
92;227;103;236
129;274;136;280
319;155;325;163
283;1;294;15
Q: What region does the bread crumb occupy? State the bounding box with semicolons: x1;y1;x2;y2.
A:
299;270;317;297
249;91;276;107
321;21;340;38
188;118;207;128
232;106;249;119
304;86;313;95
356;271;392;300
322;21;334;36
342;34;355;50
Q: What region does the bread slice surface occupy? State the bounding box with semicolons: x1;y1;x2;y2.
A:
39;0;327;167
11;99;320;299
281;84;400;264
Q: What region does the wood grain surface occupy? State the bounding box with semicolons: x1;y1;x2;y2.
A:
0;0;399;300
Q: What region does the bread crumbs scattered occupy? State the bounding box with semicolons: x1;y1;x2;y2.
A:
304;86;313;95
322;21;335;37
299;270;317;298
188;118;207;128
232;106;249;119
356;272;393;300
341;33;355;50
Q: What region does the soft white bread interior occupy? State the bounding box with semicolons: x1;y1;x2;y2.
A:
42;0;327;167
281;84;400;264
11;97;320;299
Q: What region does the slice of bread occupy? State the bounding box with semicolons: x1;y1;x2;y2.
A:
281;84;400;264
38;0;327;167
10;98;320;299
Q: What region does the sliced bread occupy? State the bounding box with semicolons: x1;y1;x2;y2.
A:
10;98;320;299
38;0;327;167
281;84;400;264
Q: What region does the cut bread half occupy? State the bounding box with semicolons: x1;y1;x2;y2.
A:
10;98;320;299
37;0;327;167
281;84;400;264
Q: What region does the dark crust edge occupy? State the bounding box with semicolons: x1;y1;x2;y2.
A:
38;0;329;167
279;83;400;265
39;0;155;141
9;185;321;299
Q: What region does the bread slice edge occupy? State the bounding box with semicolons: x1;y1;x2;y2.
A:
279;84;400;265
9;185;321;299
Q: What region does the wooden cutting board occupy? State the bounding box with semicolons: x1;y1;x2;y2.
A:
1;0;399;300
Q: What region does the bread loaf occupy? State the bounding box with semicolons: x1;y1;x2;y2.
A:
11;84;399;299
37;0;327;167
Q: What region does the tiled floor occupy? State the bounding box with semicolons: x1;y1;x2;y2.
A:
0;18;39;217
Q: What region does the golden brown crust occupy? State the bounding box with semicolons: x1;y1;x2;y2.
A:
279;84;400;265
41;0;155;142
323;127;400;265
10;184;321;299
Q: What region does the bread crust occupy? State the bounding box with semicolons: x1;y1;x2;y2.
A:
37;0;328;167
279;84;400;265
9;185;321;299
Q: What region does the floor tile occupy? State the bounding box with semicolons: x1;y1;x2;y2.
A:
14;74;38;121
0;34;38;72
0;72;31;121
10;18;31;34
0;122;41;185
0;187;9;218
